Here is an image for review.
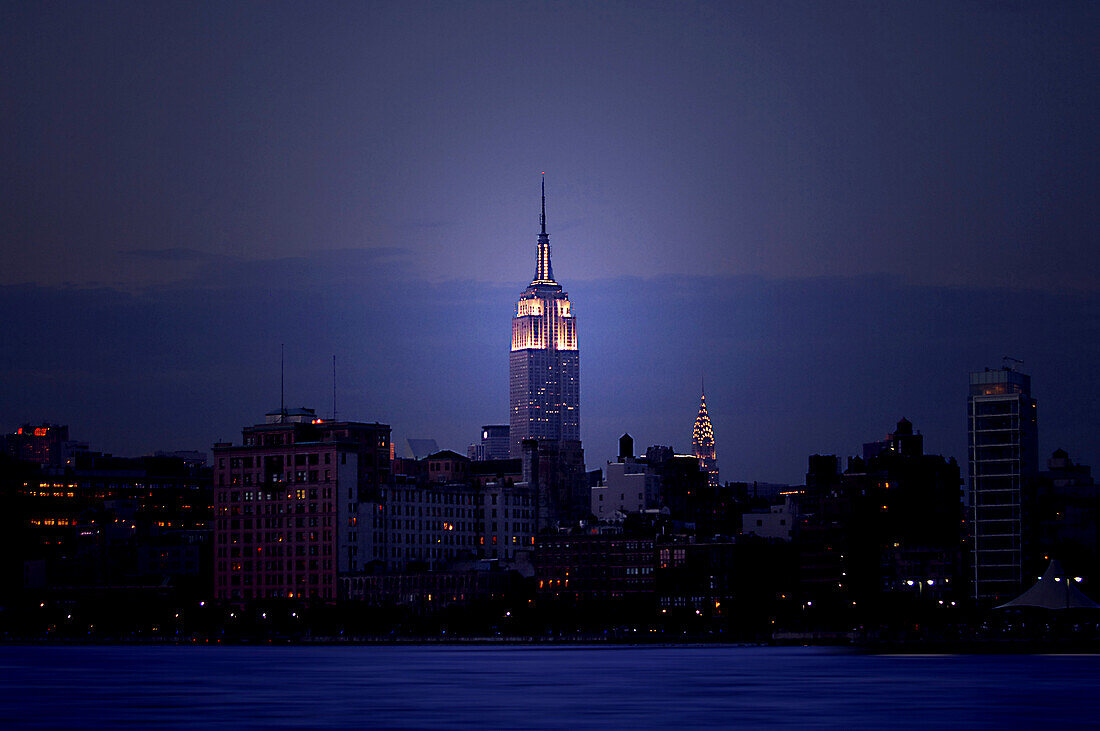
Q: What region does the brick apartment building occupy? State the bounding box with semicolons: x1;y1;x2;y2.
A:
212;408;390;602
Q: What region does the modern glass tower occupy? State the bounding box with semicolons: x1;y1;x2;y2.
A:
509;178;579;457
968;365;1038;603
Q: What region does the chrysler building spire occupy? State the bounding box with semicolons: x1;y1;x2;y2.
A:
693;384;719;486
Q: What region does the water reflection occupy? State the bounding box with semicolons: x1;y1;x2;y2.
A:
1;645;1098;729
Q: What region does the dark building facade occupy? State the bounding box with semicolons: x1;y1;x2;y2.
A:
656;539;795;630
212;408;391;602
341;568;520;610
535;531;656;605
968;366;1038;603
1027;449;1099;585
3;423;86;466
523;438;588;531
468;425;511;462
798;420;964;616
646;447;741;536
5;450;212;597
366;476;534;572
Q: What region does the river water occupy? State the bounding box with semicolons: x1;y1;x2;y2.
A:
2;644;1098;729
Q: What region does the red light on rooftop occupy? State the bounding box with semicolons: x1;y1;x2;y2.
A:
34;428;48;437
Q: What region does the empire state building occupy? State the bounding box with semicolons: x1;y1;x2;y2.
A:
509;178;580;457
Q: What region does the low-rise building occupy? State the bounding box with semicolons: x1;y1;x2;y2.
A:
742;495;797;541
467;425;510;462
797;419;964;613
535;530;656;604
364;478;535;572
592;459;646;519
341;565;519;609
1027;449;1099;583
4;448;212;606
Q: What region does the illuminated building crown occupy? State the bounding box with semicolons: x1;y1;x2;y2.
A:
511;177;576;352
693;394;715;457
692;385;719;486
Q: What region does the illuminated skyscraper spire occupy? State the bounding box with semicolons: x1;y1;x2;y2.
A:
511;174;578;457
533;173;555;285
693;380;719;486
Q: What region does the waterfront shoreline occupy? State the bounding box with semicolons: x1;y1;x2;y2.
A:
4;636;1100;654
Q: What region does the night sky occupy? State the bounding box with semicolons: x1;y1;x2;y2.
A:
3;1;1098;484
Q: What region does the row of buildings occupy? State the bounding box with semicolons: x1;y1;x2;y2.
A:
2;183;1096;634
206;400;1100;620
2;398;1096;630
0;435;212;620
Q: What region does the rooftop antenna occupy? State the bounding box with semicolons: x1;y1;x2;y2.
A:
280;344;286;422
332;354;338;421
540;172;546;235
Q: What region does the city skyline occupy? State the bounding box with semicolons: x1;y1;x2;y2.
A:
7;5;1100;721
2;2;1099;484
4;270;1099;486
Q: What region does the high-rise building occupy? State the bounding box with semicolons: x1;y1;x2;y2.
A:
468;425;510;461
509;177;579;458
692;388;719;486
968;365;1039;603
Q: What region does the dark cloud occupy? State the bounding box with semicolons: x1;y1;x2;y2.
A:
119;248;231;262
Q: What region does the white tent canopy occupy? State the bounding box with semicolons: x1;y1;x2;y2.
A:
996;559;1100;610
